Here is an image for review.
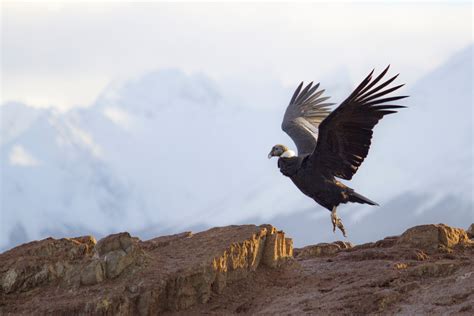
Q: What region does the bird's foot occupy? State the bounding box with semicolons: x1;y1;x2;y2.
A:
337;220;347;238
331;209;347;238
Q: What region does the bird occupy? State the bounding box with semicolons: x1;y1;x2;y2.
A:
268;66;407;237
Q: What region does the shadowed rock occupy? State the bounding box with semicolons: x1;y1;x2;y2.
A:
467;224;474;239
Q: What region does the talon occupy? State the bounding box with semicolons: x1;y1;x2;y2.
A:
337;220;347;238
330;206;347;237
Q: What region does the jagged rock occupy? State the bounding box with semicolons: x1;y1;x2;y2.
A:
1;223;473;315
0;224;293;315
163;224;293;309
397;224;472;250
260;225;293;267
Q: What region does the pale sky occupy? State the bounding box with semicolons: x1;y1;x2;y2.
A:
1;1;472;110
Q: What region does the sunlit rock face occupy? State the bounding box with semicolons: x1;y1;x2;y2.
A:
397;224;472;250
1;223;473;315
0;224;293;314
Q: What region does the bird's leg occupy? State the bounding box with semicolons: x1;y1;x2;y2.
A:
331;206;347;237
330;206;338;233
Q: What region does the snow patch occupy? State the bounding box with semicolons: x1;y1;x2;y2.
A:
9;145;40;166
102;107;132;130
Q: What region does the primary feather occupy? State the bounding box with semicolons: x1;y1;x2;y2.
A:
313;65;408;180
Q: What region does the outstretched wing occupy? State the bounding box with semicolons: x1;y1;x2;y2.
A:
313;66;407;180
281;82;334;156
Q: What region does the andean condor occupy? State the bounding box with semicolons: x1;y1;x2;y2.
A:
268;66;407;236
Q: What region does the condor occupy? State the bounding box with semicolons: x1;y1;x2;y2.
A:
268;66;407;237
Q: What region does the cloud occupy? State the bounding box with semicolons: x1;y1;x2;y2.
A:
2;2;472;110
9;145;40;166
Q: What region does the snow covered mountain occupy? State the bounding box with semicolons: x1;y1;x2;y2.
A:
0;68;293;250
1;45;472;251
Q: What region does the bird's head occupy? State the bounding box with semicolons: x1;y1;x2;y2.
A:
268;144;295;159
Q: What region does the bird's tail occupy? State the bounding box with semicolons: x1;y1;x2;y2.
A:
349;191;379;206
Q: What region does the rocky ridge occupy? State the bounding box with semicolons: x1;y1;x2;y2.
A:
1;223;473;315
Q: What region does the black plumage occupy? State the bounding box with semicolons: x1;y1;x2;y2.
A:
268;66;407;236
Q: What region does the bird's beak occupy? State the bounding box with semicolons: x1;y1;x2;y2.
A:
268;150;273;159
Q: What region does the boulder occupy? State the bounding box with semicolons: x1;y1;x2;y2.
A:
397;224;472;250
95;232;137;256
93;232;143;279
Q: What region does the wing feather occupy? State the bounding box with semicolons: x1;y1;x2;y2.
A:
281;82;333;155
312;66;408;180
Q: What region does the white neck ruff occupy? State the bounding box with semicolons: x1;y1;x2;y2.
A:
281;150;296;158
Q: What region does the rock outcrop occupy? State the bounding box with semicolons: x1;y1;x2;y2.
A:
0;225;292;315
1;223;473;315
397;223;472;250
